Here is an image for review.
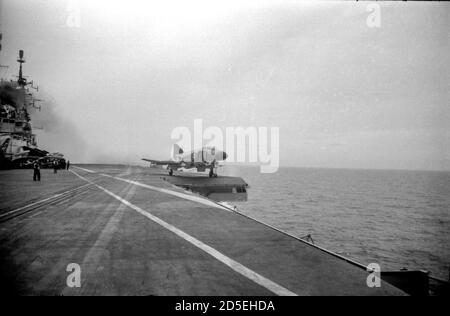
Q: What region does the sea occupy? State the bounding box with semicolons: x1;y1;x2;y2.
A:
221;166;450;281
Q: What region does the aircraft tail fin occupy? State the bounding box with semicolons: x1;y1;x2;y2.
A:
171;144;184;161
173;144;184;155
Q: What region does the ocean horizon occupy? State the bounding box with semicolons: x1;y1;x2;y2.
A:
222;165;450;281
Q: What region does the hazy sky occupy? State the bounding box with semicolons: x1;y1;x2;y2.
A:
1;0;449;170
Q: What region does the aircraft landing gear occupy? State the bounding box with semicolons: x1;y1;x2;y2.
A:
209;168;218;178
168;168;173;176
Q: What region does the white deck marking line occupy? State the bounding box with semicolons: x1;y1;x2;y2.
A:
104;174;229;211
27;210;44;219
0;195;62;219
72;166;229;211
63;182;137;296
74;166;96;173
70;169;298;296
16;210;45;224
0;183;92;220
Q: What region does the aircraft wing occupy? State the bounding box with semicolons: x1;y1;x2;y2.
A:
142;158;179;166
22;154;64;166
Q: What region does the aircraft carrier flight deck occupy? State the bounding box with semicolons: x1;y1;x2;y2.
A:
0;165;405;296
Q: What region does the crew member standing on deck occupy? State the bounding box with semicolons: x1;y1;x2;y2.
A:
53;160;58;174
33;162;40;181
66;160;70;170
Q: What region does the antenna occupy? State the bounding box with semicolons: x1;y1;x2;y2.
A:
17;50;27;87
0;33;8;70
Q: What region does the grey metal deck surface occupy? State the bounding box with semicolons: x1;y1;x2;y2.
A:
0;165;405;295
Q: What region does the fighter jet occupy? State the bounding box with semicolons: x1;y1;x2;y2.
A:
142;145;228;178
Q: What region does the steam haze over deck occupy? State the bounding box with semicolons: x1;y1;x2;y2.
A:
0;0;449;171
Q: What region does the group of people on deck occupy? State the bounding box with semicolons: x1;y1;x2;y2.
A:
33;160;70;182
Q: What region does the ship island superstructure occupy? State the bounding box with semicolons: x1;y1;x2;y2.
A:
0;50;65;169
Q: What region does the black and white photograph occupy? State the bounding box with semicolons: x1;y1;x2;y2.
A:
0;0;449;300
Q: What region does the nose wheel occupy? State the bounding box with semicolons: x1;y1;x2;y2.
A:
209;168;218;178
209;159;219;178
